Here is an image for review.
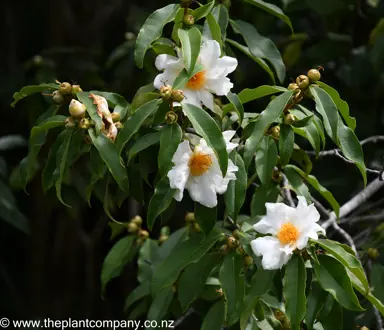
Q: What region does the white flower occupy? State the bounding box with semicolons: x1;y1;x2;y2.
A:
154;40;237;111
167;130;238;208
250;196;325;270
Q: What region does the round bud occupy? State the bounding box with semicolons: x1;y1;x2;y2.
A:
111;112;121;122
127;222;139;233
131;215;143;226
59;82;72;95
125;32;135;40
367;248;379;260
159;235;169;244
361;327;369;330
33;55;44;66
185;212;195;223
293;90;304;104
307;69;321;82
244;256;253;267
296;75;310;90
71;85;83;94
65;117;76;128
160;85;173;100
69;99;86;118
115;122;123;129
172;89;185;103
139;230;150;240
79;118;90;129
287;83;299;92
183;14;195;26
165;111;178;124
227;236;238;249
269;125;280;139
232;229;240;239
52;90;64;104
272;169;283;183
284;113;295;125
161;226;170;236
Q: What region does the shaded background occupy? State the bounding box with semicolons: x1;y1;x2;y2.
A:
1;0;384;326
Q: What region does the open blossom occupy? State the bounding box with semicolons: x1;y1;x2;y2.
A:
250;196;325;270
167;131;238;208
154;40;237;111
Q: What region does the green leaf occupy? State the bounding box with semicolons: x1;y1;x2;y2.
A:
312;255;364;311
224;152;247;220
86;147;107;206
138;239;159;283
226;92;244;124
205;13;223;50
127;132;161;163
279;124;294;167
124;282;150;311
88;129;129;193
212;5;229;41
201;300;225;330
286;165;339;217
231;19;285;83
337;120;367;185
315;239;369;294
192;0;215;21
134;4;180;68
131;86;159;112
77;92;104;132
291;114;314;128
250;184;280;217
283;166;311;202
291;147;312;174
219;252;245;325
178;27;202;75
256;136;278;186
147;176;176;230
371;264;384;304
152;38;176;56
178;253;222;311
116;99;161;155
320;301;343;330
246;268;276;300
310;86;339;143
283;255;306;330
242;0;293;32
100;235;136;292
11;83;59;107
151;229;222;294
317;81;356;130
182;103;228;176
244;91;293;167
158;124;182;176
195;203;217;233
305;282;326;330
147;286;174;322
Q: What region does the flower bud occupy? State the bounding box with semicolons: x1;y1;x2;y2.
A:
293;90;304;104
115;122;123;129
296;75;310;89
33;55;44;66
244;255;253;267
272;169;282;183
307;69;321;82
69;99;86;118
287;83;300;93
71;85;83;94
159;235;169;244
367;248;379;259
227;236;238;249
232;229;240;239
52;90;64;104
139;229;150;240
165;111;178;124
269;125;280;139
185;212;195;223
160;85;173;100
65;117;76;128
131;215;143;226
127;222;139;233
172;89;185;102
59;82;72;95
284;113;295;125
79;118;90;129
361;327;369;330
125;32;135;40
111;112;121;122
183;14;195;26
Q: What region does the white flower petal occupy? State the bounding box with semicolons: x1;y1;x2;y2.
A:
168;164;190;195
171;140;192;165
250;237;291;270
199;40;221;70
205;76;234;96
186;175;218;208
213;159;238;194
253;217;279;235
222;130;238;152
173;189;184;202
199;89;215;111
154;70;179;90
155;54;183;71
216;56;238;74
182;89;201;108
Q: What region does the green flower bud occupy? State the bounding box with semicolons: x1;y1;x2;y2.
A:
139;229;150;240
284;113;295;125
165;111;178;124
185;212;195;223
111;112;121;122
287;82;299;92
244;255;253;267
33;55;44;66
79;118;90;129
159;235;169;244
296;75;310;89
227;236;238;249
125;32;135;40
160;85;173;100
59;82;72;95
52;90;64;104
293;90;304;104
127;222;139;233
361;327;369;330
65;117;76;128
367;248;379;259
307;69;321;82
183;14;195;26
69;99;86;118
71;84;82;94
269;125;280;139
160;226;170;236
272;169;283;183
131;215;143;226
115;122;123;129
171;89;185;102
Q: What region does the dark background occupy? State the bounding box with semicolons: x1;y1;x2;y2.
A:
1;0;384;325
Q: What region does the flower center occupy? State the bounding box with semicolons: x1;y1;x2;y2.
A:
188;152;212;176
186;71;206;90
277;222;299;245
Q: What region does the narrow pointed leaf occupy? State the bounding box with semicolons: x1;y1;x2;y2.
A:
127;132;161;163
195;203;217;233
201;300;225;330
226;92;244;124
256;136;278;186
178;27;202;75
158;124;182;176
147;286;174;322
192;0;215;21
77;92;104;131
205;13;223;49
305;282;327;330
279;124;294;167
11;83;59;107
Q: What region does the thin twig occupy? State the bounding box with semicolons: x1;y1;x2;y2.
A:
281;174;295;207
174;308;195;328
311;197;330;219
339;211;384;225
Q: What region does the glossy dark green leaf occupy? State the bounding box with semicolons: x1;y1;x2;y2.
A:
219;252;245;325
371;264;384;304
291;114;314;128
151;229;222;293
310;86;339;144
124;282;150;311
291;147;313;174
226;92;244;124
231;19;285;83
279;124;294;167
305;282;326;330
286;165;339;217
283;166;311;202
195;203;217;233
127;132;161;163
116;99;161;154
77;92;104;131
11;83;59;107
283;255;306;330
178;253;222;311
138;239;159;283
158;124;182;176
131;86;158;112
243;91;293;167
178;27;202;75
182;103;228;176
147;286;174;322
152;38;176;56
147;176;175;230
86;147;107;206
224;152;247;220
256;136;278;187
101;235;136;292
88;129;129;193
312;255;364;311
205;13;223;49
212;4;229;40
242;0;293;32
192;0;215;21
240;296;260;330
135;4;180;68
316;239;369;293
320;301;343;330
201;300;225;330
247;268;276;300
250;184;280;217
